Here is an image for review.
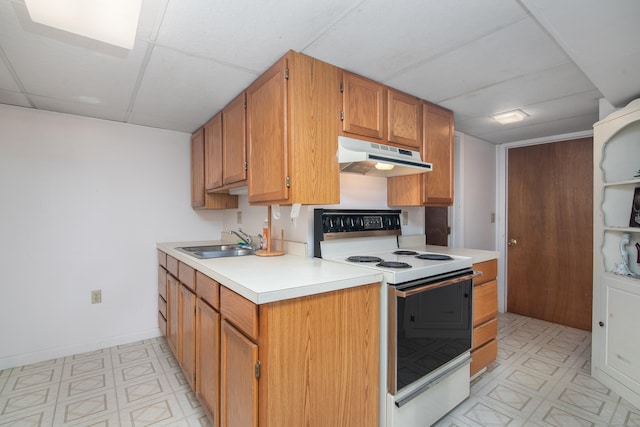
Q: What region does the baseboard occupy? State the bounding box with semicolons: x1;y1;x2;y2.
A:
0;327;163;370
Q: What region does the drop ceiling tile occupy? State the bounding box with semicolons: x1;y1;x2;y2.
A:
29;94;128;122
522;0;640;106
440;63;598;118
385;17;570;103
304;0;528;82
475;113;597;144
455;89;601;140
0;1;149;110
155;0;360;72
0;55;20;91
0;88;31;107
130;45;259;132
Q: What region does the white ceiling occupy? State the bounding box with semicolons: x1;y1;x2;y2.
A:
1;0;639;144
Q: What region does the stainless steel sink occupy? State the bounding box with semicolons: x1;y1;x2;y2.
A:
177;244;254;259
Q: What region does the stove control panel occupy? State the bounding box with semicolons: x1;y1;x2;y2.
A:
313;209;402;257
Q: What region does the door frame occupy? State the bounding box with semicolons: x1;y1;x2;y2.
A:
495;130;593;313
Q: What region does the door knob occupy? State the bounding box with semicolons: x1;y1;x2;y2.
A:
508;239;517;246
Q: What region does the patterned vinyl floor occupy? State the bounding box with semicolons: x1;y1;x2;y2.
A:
1;312;638;426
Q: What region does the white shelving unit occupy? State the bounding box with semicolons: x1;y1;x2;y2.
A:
592;98;640;409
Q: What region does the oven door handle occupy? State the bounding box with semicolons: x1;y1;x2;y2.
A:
395;271;482;298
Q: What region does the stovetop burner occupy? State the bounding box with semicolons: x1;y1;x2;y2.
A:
393;250;418;256
415;253;454;261
346;256;384;263
377;261;412;269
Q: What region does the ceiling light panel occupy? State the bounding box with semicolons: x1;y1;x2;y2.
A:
490;109;529;124
24;0;141;49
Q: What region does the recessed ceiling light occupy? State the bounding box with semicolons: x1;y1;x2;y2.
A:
490;109;529;124
24;0;142;50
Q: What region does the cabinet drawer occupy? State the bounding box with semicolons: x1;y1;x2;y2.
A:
473;259;497;285
473;318;497;350
179;262;196;291
220;286;258;340
158;295;167;318
473;280;498;327
157;250;167;268
470;339;497;376
197;272;219;309
158;266;167;300
158;311;167;336
167;255;179;278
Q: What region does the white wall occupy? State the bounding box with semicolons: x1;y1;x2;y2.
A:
455;133;497;250
222;174;425;256
0;105;224;369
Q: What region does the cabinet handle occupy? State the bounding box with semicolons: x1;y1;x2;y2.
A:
599;321;604;327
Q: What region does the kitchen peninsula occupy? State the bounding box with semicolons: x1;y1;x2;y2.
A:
157;239;499;426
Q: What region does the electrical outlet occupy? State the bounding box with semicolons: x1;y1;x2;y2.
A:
402;211;409;225
237;211;242;224
490;212;496;224
91;289;102;304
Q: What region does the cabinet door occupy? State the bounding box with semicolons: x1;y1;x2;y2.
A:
197;299;220;426
423;103;454;206
387;89;421;149
167;274;180;355
179;284;197;389
341;71;384;139
204;113;223;191
191;128;206;208
247;56;288;204
473;280;498;327
593;275;640;407
223;92;247;187
220;320;258;427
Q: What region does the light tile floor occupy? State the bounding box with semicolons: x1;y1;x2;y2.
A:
435;312;640;427
1;312;638;426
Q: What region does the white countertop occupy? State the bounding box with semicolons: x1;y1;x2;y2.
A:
398;237;500;264
157;241;383;304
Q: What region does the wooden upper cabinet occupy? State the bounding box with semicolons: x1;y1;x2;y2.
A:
222;92;247;187
387;102;454;207
423;102;454;206
204;114;223;191
191;128;239;210
341;71;421;150
247;50;340;205
341;71;385;139
387;88;421;150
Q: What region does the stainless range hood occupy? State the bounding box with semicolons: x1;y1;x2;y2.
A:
338;136;432;177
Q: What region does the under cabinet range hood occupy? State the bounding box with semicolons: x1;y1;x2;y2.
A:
337;136;432;177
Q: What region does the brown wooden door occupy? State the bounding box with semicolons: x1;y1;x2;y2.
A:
220;320;258;427
223;92;247;186
507;137;593;330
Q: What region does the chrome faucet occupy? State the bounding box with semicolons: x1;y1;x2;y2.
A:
228;228;255;249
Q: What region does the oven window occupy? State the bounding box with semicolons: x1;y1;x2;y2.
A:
395;280;472;391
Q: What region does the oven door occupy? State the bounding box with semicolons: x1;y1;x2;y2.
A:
388;269;478;396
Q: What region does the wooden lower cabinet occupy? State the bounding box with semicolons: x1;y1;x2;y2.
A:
166;272;179;356
197;299;220;426
179;284;197;389
158;252;380;426
471;259;499;376
221;319;259;427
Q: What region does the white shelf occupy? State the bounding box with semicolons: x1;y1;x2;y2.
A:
602;271;640;283
604;226;640;233
603;178;640;187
